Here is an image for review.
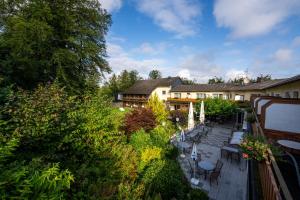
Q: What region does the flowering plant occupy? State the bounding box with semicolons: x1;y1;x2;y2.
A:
240;135;269;162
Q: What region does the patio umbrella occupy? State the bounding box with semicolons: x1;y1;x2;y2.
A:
190;143;199;185
191;143;197;161
199;100;205;124
180;129;185;142
188;102;195;130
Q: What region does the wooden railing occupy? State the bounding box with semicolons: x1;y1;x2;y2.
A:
252;113;293;200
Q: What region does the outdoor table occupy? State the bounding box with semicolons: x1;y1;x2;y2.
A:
277;140;300;153
198;160;215;179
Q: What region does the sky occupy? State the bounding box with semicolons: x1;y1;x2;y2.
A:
99;0;300;83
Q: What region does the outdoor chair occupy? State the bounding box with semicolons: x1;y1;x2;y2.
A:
215;160;223;172
192;134;202;143
188;159;194;177
231;151;241;164
209;171;221;186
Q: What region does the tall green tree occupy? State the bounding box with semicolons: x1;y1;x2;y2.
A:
149;70;162;79
208;76;224;84
104;70;142;100
0;0;111;93
251;74;272;83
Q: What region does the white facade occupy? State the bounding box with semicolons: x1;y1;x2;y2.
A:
265;104;300;133
151;86;172;101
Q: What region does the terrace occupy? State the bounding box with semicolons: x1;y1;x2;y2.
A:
172;123;248;200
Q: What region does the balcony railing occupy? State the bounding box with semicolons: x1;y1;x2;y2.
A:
252;111;293;200
122;96;148;102
167;97;199;103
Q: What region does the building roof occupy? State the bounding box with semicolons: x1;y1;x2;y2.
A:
170;79;285;92
262;74;300;89
122;77;181;95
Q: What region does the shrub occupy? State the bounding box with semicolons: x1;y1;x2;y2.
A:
150;122;174;148
139;147;162;171
147;93;169;123
130;129;152;152
170;110;188;127
123;108;156;136
142;160;187;200
195;98;237;119
246;113;256;123
188;188;209;200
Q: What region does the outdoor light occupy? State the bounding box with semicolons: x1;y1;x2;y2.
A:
176;117;179;122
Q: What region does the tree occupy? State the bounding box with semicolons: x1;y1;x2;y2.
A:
181;78;196;85
208;76;224;84
228;77;244;84
149;70;162;79
251;74;272;83
104;70;142;100
147;93;168;123
0;0;111;94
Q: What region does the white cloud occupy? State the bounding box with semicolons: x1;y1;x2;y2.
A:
99;0;122;12
214;0;300;38
274;48;293;62
106;43;166;77
133;42;169;55
292;36;300;47
225;69;251;80
136;0;201;37
177;69;191;79
177;53;223;82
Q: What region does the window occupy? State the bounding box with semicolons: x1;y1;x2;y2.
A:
196;93;206;99
284;92;290;98
275;94;280;97
293;91;299;99
174;93;181;98
162;90;166;95
223;95;228;100
271;92;274;96
219;94;223;99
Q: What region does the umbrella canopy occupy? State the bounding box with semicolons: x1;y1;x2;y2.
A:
188;102;195;130
199;100;205;124
191;143;197;160
180;129;185;141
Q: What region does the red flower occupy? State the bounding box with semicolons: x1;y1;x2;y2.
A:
242;153;249;159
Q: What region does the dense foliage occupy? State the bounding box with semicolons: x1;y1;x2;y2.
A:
241;135;269;161
103;70;142;100
0;0;111;93
195;98;237;119
0;84;209;199
148;70;162;79
147;93;169;123
123;108;156;136
170;110;188;128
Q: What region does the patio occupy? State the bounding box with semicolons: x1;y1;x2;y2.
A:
174;124;248;200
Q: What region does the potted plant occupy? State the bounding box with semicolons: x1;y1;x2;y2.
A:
240;135;269;162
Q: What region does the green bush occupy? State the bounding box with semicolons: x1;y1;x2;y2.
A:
188;188;209;200
195;98;237;119
130;129;152;152
246;113;256;123
142;160;187;200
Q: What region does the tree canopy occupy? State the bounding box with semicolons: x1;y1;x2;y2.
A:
208;76;225;84
104;70;142;100
0;0;111;94
149;70;162;79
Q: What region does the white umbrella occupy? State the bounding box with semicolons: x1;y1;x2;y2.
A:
190;143;199;185
188;102;195;130
199;100;205;124
191;143;197;161
180;129;185;141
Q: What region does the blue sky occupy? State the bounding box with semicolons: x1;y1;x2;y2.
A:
99;0;300;83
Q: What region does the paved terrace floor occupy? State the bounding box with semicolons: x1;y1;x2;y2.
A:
174;124;248;200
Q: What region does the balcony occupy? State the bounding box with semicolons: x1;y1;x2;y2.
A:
167;97;199;103
122;96;148;102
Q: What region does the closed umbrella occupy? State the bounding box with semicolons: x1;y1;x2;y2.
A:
191;143;197;161
180;129;185;142
188;102;195;130
199;100;205;124
190;143;199;185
